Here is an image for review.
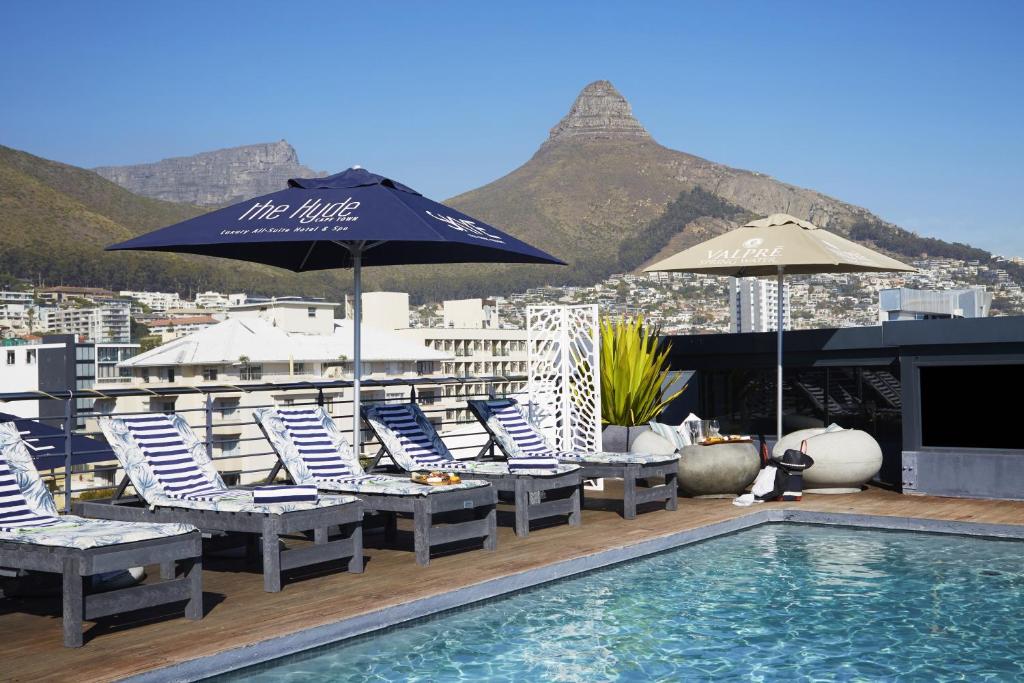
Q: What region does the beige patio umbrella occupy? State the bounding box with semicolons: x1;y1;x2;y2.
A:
645;213;915;438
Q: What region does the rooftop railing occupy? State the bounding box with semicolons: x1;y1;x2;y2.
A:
0;374;527;512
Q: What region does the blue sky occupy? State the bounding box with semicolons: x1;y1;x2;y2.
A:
3;1;1022;254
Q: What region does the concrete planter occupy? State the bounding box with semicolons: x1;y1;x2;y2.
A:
774;428;883;494
677;442;760;498
602;425;652;453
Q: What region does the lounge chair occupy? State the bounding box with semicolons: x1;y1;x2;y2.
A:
76;414;364;592
253;406;497;566
362;403;582;537
0;421;202;647
467;398;679;519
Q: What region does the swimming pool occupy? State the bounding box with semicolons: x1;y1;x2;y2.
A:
214;525;1024;681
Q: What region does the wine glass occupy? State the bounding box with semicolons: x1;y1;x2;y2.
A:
706;419;721;440
686;421;703;445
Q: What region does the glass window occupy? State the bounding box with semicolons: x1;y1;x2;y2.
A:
218;437;240;458
218;399;239;417
26;349;36;364
202;367;218;381
5;351;13;365
307;307;317;318
292;362;305;374
163;367;175;382
240;364;262;381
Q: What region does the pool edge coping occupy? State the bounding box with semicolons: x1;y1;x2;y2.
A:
121;510;1024;683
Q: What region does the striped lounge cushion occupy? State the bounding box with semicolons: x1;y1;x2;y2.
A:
372;405;450;468
0;454;60;531
251;484;318;504
489;403;559;473
122;415;230;502
275;408;355;480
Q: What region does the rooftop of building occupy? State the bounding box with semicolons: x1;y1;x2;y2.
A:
119;317;451;367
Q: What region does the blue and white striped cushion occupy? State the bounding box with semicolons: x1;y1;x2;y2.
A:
122;415;229;502
373;405;450;468
275;408;354;480
0;454;60;530
490;403;559;472
251;484;318;504
492;404;549;453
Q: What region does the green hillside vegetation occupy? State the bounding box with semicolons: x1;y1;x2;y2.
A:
0;145;348;298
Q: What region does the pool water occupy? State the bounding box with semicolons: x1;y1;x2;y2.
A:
215;525;1024;681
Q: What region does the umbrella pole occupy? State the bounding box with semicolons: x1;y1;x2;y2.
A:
352;248;363;455
776;266;784;440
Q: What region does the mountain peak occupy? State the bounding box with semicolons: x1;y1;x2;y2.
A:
546;80;651;144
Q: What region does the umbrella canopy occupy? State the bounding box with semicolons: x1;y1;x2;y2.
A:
108;167;565;448
645;213;915;276
108;167;563;269
645;213;914;438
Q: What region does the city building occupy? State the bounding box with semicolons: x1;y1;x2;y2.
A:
729;277;791;333
119;290;184;313
36;286;117;305
105;298;450;483
878;287;992;323
41;301;132;343
362;293;529;426
145;315;219;342
0;334;138;425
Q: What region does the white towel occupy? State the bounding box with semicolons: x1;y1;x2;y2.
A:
732;466;778;507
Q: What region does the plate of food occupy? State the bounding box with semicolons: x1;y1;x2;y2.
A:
411;470;462;486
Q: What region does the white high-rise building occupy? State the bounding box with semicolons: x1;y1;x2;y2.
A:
42;302;132;343
729;277;791;333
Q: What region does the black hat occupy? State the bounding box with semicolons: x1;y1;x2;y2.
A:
770;448;815;471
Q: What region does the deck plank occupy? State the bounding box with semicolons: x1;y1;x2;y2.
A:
3;486;1024;681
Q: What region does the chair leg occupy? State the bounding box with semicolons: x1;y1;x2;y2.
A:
261;521;282;593
666;469;679;512
62;556;84;648
623;465;640;520
483;504;498;551
348;522;364;574
184;556;204;620
384;511;398;543
413;498;431;566
514;479;530;537
568;483;582;527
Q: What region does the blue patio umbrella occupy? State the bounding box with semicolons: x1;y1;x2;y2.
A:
108;167;565;449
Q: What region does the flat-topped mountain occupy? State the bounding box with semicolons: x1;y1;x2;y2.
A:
94;140;323;206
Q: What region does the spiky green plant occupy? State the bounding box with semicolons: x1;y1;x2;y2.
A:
600;315;686;426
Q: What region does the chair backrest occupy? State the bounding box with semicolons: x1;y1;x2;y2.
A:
100;414;227;502
468;398;555;457
362;403;454;471
0;421;60;529
253;406;362;485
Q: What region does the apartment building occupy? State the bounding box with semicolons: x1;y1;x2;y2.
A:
729;277;791;333
41;301;132;343
119;290;184;313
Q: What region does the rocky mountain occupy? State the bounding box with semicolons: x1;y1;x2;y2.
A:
94;140;323;206
442;79;976;295
0;144;346;297
1;80;1009;304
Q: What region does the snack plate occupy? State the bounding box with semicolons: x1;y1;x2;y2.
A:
411;471;462;486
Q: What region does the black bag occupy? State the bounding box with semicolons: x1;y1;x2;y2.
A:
767;448;815;501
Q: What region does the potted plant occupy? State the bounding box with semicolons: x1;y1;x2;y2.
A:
599;314;686;452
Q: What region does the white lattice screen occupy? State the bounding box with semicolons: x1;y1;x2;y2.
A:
526;305;602;453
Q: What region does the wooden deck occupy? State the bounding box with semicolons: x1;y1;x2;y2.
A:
4;486;1024;682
